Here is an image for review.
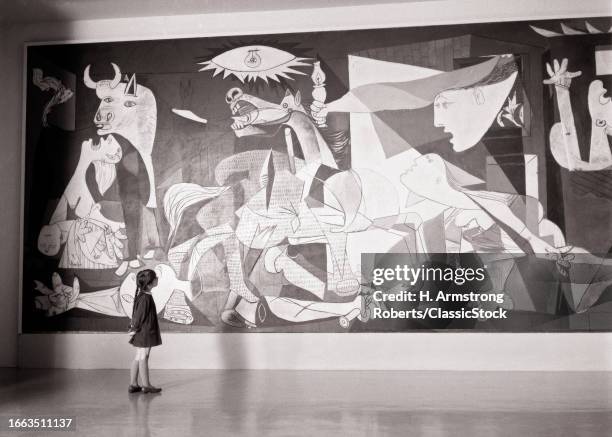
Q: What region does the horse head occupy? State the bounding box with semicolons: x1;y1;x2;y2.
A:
226;87;305;137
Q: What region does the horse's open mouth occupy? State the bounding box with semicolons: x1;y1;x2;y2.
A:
229;99;291;137
230;100;260;134
231;100;257;116
232;124;268;137
231;120;284;138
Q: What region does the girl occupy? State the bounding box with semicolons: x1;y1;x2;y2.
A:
128;269;162;393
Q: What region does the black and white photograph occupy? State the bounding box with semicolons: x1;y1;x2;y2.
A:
1;0;612;435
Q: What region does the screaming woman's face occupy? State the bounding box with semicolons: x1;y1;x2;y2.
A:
433;71;517;152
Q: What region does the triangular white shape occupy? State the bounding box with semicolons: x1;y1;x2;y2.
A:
348;55;440;89
561;23;585;35
529;25;562;37
585;21;602;34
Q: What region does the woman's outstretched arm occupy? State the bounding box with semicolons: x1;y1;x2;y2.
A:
465;192;568;254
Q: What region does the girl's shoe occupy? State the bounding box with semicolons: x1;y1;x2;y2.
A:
142;386;162;394
128;385;142;393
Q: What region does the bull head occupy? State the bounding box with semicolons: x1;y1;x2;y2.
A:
84;63;141;132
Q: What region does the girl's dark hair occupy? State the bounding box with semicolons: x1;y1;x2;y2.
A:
136;269;157;296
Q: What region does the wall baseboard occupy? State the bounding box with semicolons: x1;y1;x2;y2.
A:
18;333;612;370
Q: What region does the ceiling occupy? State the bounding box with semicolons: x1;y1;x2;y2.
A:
0;0;436;24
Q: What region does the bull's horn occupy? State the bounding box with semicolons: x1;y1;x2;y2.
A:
110;63;122;88
83;65;97;89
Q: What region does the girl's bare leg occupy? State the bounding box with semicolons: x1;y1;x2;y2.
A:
137;347;152;387
130;350;140;387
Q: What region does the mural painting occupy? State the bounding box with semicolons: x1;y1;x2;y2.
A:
22;17;612;332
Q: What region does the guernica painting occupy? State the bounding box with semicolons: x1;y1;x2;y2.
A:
22;17;612;332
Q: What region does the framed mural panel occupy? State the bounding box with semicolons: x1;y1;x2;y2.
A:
22;17;612;332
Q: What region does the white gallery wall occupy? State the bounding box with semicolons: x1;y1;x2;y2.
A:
2;0;612;369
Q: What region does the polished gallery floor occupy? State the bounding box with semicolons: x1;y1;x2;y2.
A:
0;369;611;436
